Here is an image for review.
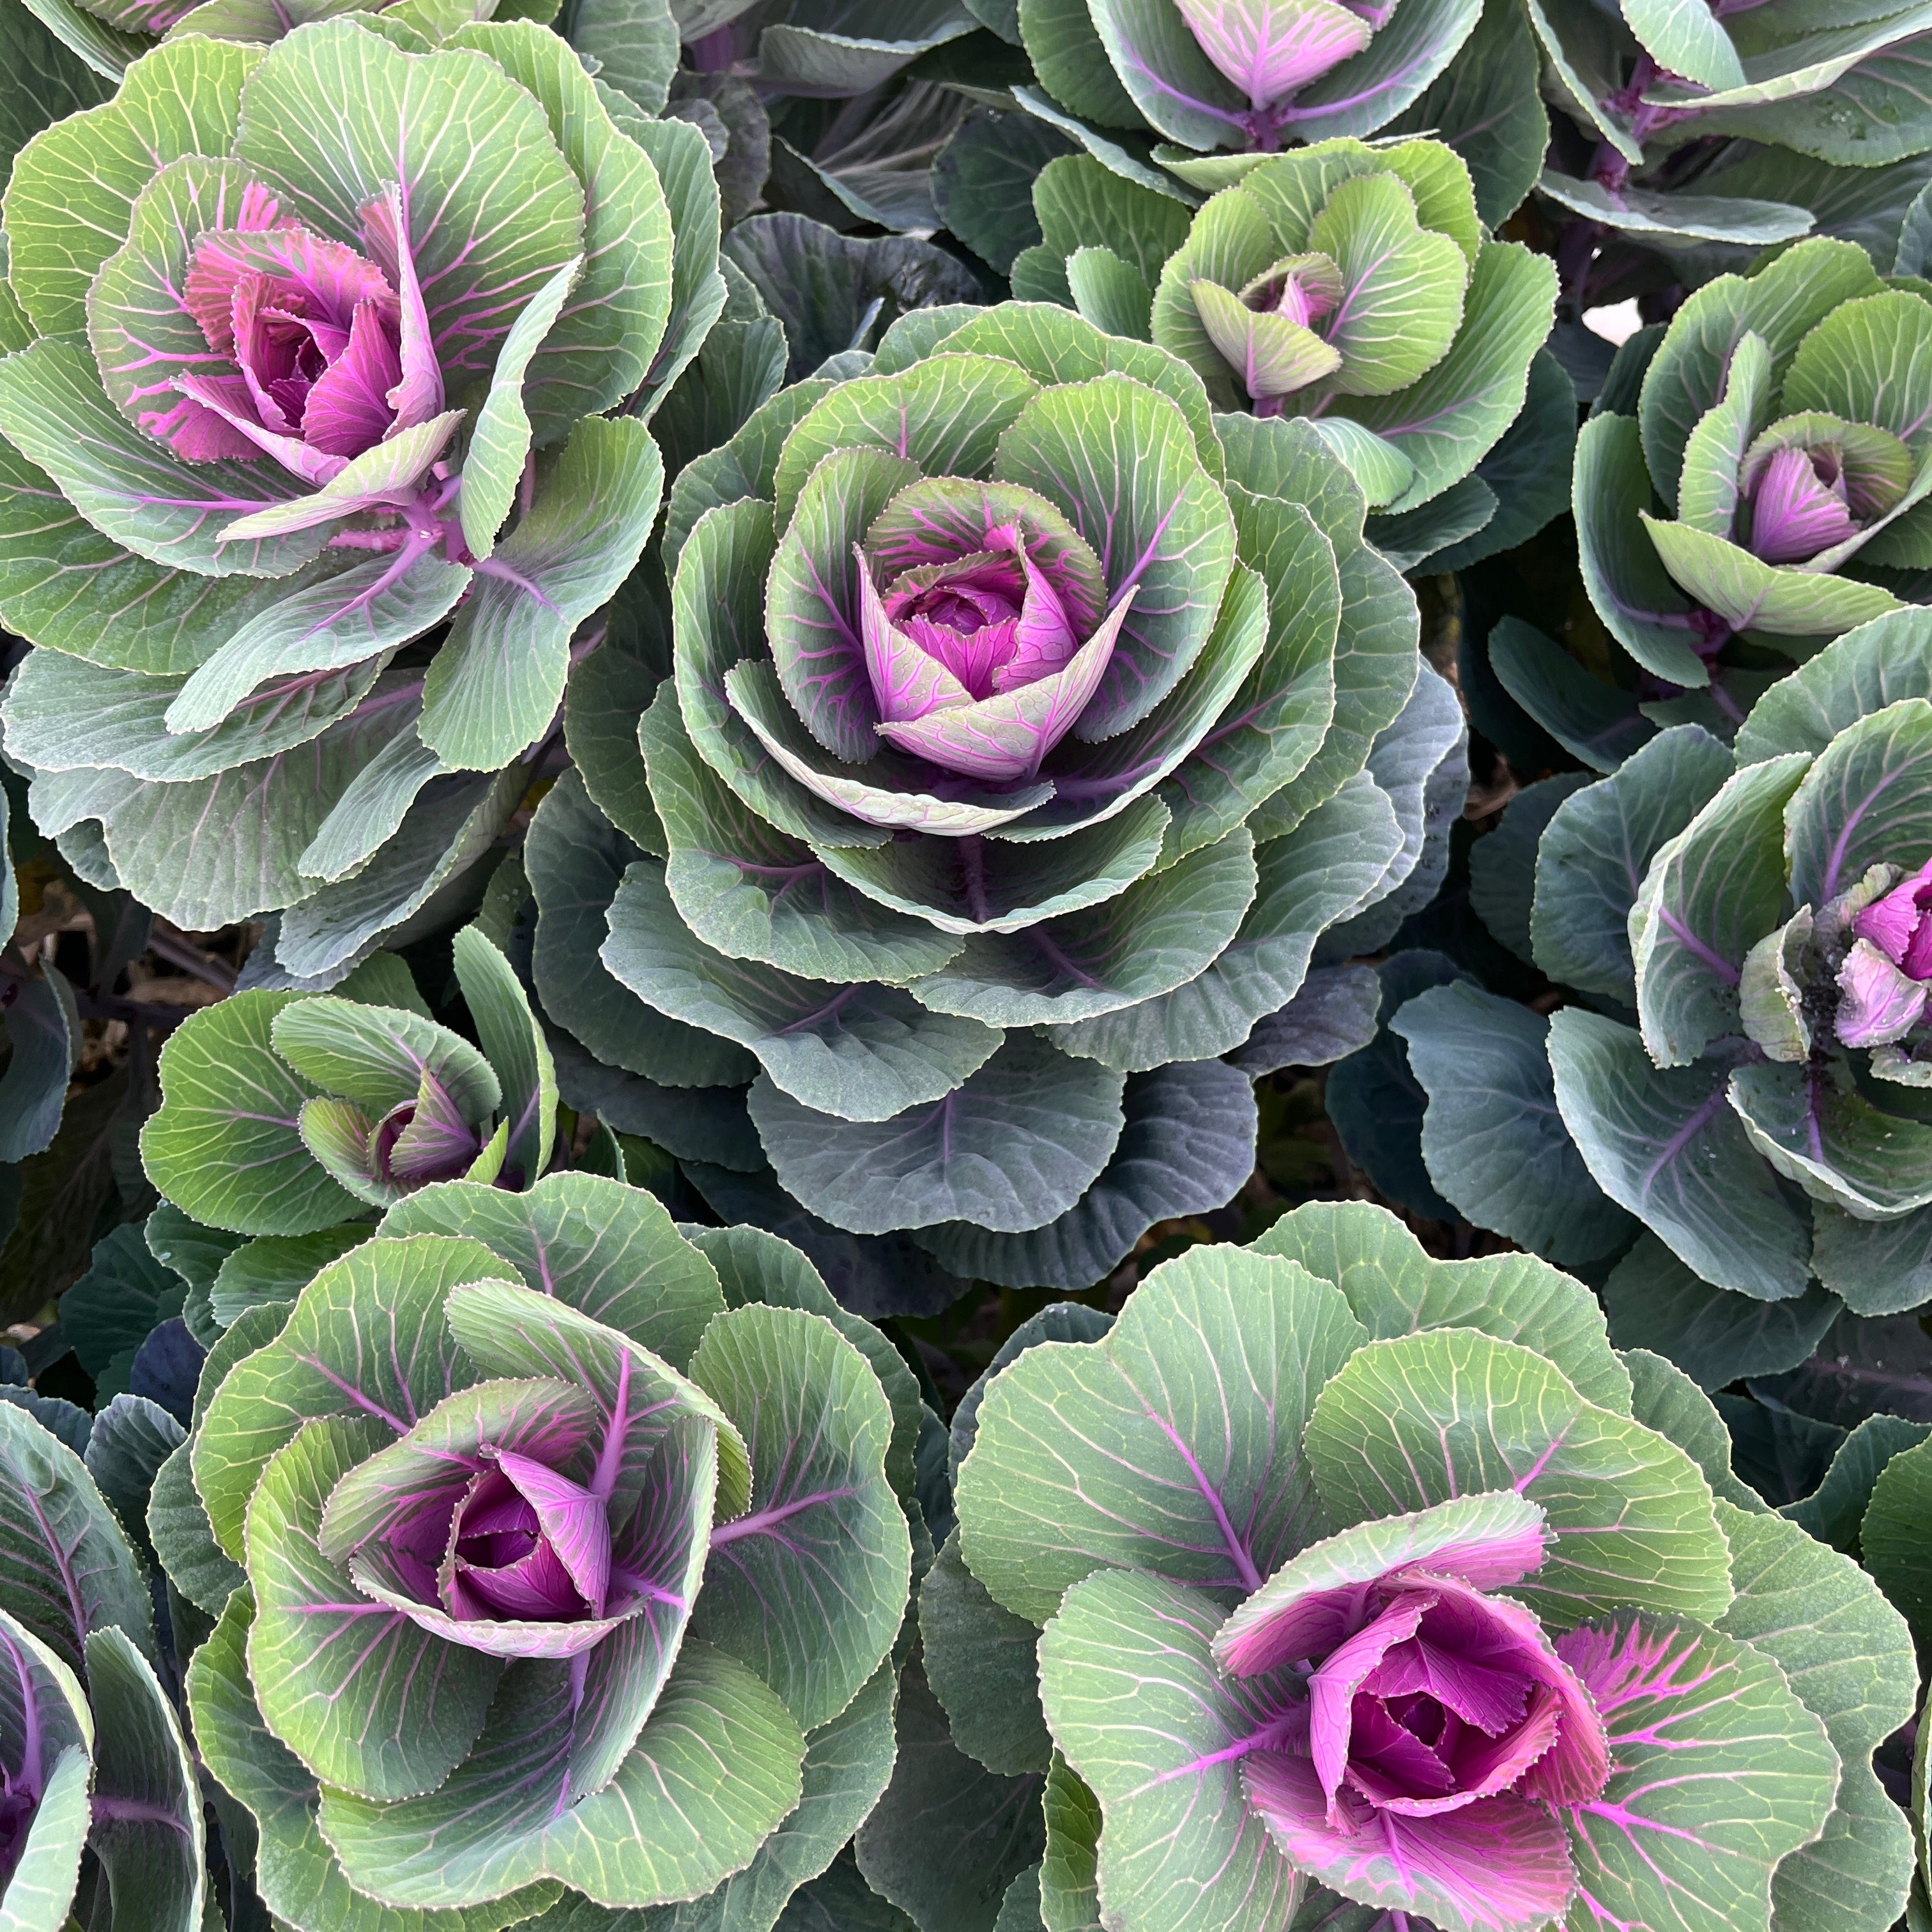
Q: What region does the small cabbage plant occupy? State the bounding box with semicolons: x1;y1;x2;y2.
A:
0;17;720;981
0;1402;208;1930
1009;0;1484;165
1394;606;1932;1335
532;300;1463;1291
140;926;557;1236
936;1201;1919;1932
1575;237;1932;697
1014;137;1558;538
164;1177;916;1925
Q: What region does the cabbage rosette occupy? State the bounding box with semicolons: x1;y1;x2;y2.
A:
1574;238;1932;696
535;299;1459;1290
1008;0;1484;167
1011;137;1560;549
0;16;722;978
172;1178;914;1924
929;1200;1918;1932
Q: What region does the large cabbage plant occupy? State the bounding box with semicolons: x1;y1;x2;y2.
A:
1393;606;1932;1374
530;298;1462;1291
0;13;721;982
155;1175;919;1926
912;1199;1919;1932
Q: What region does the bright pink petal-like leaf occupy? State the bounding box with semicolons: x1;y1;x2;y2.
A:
171;371;347;484
875;590;1133;780
144;373;265;463
186;224;397;348
1217;1494;1552;1680
492;1448;613;1615
1835;938;1929;1046
1243;1751;1579;1932
855;546;975;723
358;184;443;429
1310;1594;1432;1814
302;300;404;457
1748;445;1861;564
178;189;296;352
1173;0;1372;107
1853;859;1932;967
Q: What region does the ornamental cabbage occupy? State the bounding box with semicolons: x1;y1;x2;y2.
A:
530;299;1462;1291
1394;606;1932;1341
1574;238;1932;698
1013;137;1558;533
171;1181;914;1924
0;16;720;979
1009;0;1484;162
937;1201;1919;1932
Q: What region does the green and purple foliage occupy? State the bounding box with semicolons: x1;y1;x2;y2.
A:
932;1200;1919;1932
530;296;1465;1292
160;1184;919;1927
1008;135;1565;569
0;12;719;979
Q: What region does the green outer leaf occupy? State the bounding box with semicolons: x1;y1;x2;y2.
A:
1621;1349;1763;1514
1733;607;1932;767
84;1392;183;1564
1392;979;1635;1268
318;1641;807;1911
192;1232;504;1560
149;1434;245;1616
1036;1570;1303;1932
422;414;665;772
1729;1061;1932;1220
957;1246;1365;1623
746;1035;1124;1238
139;993;362;1235
1548;1006;1813;1303
852;1664;1047;1932
691;1303;908;1731
1862;1434;1932;1652
602;859;1000;1123
3;34;259;337
0;1401;154;1675
272;997;497;1121
1040;1752;1102;1932
1715;1499;1917;1932
1559;1609;1839;1932
0;1744;91;1932
82;1623;205;1932
448;20;674;438
1250;1197;1632;1412
1304;1328;1733;1629
528;768;758;1091
920;1529;1050;1777
378;1172;724;1371
188;1585;563;1932
1531;724;1734;1002
641;1655;900;1932
1642;515;1902;638
450;925;556;1187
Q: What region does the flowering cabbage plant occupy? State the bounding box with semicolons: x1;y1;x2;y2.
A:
1008;0;1484;165
140;924;557;1236
1528;0;1932;272
1575;238;1931;694
0;1402;208;1930
0;16;721;979
937;1201;1919;1932
1393;606;1932;1343
532;299;1460;1289
169;1179;915;1925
